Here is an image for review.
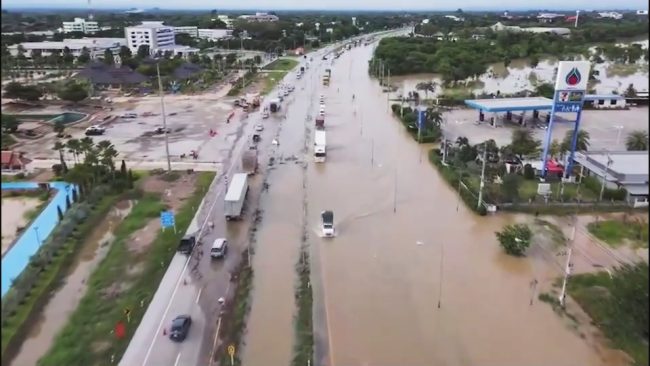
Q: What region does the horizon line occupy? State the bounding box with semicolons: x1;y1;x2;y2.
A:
1;5;645;11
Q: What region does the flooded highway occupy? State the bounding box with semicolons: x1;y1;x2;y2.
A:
238;39;625;366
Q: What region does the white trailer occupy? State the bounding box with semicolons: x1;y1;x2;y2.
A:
224;173;249;221
314;130;327;163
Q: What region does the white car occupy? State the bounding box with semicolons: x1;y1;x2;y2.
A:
283;90;290;96
262;110;269;119
255;124;264;131
319;110;325;117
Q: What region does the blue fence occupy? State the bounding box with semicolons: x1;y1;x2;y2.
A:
1;181;78;297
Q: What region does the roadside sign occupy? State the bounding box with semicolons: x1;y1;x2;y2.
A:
160;211;176;233
114;321;126;339
227;344;235;365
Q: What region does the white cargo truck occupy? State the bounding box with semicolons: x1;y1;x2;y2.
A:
314;130;326;163
224;173;249;221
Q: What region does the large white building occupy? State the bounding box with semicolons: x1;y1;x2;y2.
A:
62;18;99;34
238;12;279;22
173;26;199;37
197;29;233;41
8;38;125;59
125;21;176;54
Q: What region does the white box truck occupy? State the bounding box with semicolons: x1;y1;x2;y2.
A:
224;173;249;221
314;130;326;163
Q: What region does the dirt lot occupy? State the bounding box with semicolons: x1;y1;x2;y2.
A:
1;196;41;255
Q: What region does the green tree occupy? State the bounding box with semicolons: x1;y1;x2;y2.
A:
57;82;88;103
625;130;649;151
561;129;590;153
103;49;115;65
4;82;43;101
53;141;68;173
416;81;437;99
119;46;132;60
137;44;151;59
624;83;637;97
76;47;91;65
510;129;541;159
1;114;20;133
608;262;649;340
496;224;533;256
500;173;522;202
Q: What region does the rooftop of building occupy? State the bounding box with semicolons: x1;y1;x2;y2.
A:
9;38;125;50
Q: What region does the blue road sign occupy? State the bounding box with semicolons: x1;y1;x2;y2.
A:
160;211;175;228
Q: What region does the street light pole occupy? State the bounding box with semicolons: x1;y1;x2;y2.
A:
614;125;623;147
477;147;488;209
33;226;41;246
559;220;577;307
156;62;172;172
599;153;613;201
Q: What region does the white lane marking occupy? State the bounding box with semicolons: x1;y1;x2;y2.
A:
174;352;181;366
141;121;250;366
195;287;203;304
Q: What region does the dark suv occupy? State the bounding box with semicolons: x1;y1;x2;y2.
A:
177;235;196;255
169;315;192;342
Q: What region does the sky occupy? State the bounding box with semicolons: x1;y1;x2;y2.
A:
2;0;648;11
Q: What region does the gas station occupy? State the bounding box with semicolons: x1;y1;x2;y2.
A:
463;61;593;180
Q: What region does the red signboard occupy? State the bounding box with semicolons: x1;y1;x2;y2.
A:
115;321;126;339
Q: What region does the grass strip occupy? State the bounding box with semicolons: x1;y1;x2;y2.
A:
263;58;299;71
587;219;648;248
37;172;215;366
1;193;118;362
291;250;314;366
261;71;289;95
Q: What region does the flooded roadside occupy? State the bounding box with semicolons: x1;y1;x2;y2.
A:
304;44;628;366
8;201;133;366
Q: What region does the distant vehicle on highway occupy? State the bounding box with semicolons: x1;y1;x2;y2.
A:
210;238;228;259
154;127;171;134
322;56;328;60
255;124;264;131
269;99;281;113
121;112;137;118
169;315;192;342
84;125;106;136
177;235;196;255
168;112;177;116
224;173;249;221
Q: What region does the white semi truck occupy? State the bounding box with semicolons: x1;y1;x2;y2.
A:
224;173;249;221
314;130;326;163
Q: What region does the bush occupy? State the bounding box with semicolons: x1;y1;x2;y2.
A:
429;149;486;216
496;224;533;256
582;176;627;201
523;164;536;180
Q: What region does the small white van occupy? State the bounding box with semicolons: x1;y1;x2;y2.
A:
210;238;228;259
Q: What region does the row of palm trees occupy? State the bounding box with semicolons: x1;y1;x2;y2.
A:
53;137;119;185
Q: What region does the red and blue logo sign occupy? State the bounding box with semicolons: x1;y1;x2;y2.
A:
565;67;582;86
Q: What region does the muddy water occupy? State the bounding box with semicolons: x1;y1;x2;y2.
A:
301;45;624;366
240;65;319;365
8;201;133;366
389;43;649;98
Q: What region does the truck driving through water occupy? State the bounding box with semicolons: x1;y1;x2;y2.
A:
321;210;334;237
314;130;327;163
224;173;249;221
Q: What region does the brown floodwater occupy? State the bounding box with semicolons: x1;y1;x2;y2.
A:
232;40;630;366
8;201;133;366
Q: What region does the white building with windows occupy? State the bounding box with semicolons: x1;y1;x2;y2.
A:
62;18;99;34
173;26;199;37
125;21;176;54
197;29;233;41
238;12;279;22
8;38;125;59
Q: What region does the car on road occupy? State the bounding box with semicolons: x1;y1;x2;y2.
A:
177;235;196;255
262;110;269;118
121;112;137;118
154;127;171;134
319;110;325;117
322;56;328;60
283;89;290;96
169;315;192;342
168;112;177;116
210;238;228;259
319;94;325;102
85;125;106;136
255;124;264;131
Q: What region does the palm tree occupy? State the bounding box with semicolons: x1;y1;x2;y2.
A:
456;136;469;147
561;129;590;153
79;136;94;159
66;138;82;163
53;141;68;173
416;81;437;100
97;140;118;177
424;108;443;130
625;130;649;151
549;139;562;159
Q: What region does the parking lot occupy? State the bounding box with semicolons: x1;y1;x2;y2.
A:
441;106;650;150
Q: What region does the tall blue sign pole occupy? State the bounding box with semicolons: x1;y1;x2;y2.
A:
541;61;591;179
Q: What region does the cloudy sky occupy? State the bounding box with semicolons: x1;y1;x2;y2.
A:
2;0;647;10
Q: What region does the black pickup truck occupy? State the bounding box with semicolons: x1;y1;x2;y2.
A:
177;235;196;255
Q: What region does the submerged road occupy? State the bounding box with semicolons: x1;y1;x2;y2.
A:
236;35;622;366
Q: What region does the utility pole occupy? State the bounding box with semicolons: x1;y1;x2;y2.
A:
156;62;172;172
387;68;391;105
599;153;613;201
438;242;444;308
559;218;577;306
477;146;487;209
